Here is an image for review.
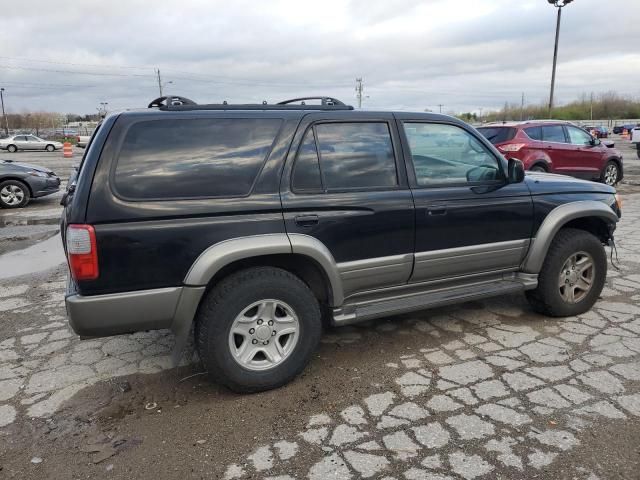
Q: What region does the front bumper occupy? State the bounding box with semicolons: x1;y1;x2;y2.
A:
31;176;61;197
65;279;205;338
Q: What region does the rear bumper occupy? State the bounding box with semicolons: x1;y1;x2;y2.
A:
65;282;204;338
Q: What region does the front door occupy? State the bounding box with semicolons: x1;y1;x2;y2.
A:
26;136;43;150
563;125;603;180
280;113;415;300
396;117;533;284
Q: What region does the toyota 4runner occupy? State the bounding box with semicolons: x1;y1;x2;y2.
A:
62;96;622;392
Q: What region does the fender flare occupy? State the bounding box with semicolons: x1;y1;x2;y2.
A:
182;233;344;305
521;200;618;274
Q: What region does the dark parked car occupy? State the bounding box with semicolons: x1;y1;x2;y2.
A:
0;159;61;208
613;124;636;135
62;96;622;392
477;121;623;186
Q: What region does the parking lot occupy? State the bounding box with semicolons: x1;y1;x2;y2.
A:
1;138;640;479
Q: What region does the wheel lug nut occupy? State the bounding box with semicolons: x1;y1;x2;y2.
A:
268;320;274;326
263;340;269;345
272;330;276;336
249;328;255;334
257;319;263;325
252;339;258;344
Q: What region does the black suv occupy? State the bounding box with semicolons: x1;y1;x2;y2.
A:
62;95;622;392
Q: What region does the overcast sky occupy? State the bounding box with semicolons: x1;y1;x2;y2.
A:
1;0;638;114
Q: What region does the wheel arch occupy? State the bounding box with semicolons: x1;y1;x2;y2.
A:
521;201;618;274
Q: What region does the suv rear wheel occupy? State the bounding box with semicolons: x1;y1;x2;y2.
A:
526;228;606;317
195;267;322;392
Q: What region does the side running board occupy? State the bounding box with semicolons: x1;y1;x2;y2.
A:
332;280;529;326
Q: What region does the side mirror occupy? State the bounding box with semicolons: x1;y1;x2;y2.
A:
507;158;525;183
591;137;601;146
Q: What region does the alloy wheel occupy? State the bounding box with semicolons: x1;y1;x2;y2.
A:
604;164;618;185
228;299;300;371
558;251;595;304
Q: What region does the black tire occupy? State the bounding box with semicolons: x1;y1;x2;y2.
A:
601;160;620;186
0;179;31;208
45;144;55;152
195;267;322;393
7;145;17;153
526;228;607;317
530;164;547;173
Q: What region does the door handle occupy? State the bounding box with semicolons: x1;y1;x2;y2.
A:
294;215;319;227
427;207;447;216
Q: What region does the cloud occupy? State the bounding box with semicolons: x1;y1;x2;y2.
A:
0;0;638;113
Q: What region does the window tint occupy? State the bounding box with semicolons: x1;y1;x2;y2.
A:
314;123;397;190
403;122;502;186
524;126;542;140
476;127;516;145
27;136;39;141
542;125;566;143
566;125;592;145
114;118;281;199
291;129;322;192
15;136;27;141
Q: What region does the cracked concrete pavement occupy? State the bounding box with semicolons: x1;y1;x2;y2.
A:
1;145;640;478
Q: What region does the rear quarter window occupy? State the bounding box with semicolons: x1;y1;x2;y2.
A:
113;118;282;200
476;127;516;145
524;126;542;140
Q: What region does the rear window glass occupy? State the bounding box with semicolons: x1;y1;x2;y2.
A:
524;126;542;140
114;118;281;199
476;127;516;145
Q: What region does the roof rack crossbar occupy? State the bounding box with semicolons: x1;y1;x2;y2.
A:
148;95;354;111
277;96;347;106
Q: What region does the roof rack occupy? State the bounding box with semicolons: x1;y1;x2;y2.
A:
148;95;354;111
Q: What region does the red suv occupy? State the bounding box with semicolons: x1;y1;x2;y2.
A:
477;121;623;186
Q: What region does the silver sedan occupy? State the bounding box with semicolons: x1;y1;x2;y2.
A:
0;135;63;152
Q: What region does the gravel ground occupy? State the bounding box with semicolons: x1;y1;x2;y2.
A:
0;139;639;479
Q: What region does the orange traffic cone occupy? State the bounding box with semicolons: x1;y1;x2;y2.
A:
63;142;73;158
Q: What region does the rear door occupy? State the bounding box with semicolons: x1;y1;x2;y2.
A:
280;113;415;299
14;135;29;149
541;124;572;174
397;117;533;283
564;125;604;179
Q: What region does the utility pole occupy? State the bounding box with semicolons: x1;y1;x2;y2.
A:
355;78;364;109
437;104;444;114
590;92;594;121
479;107;483;123
0;88;8;136
156;68;163;97
520;92;525;121
547;0;573;118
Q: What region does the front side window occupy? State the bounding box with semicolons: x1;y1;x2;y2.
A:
566;125;592;146
541;125;567;143
403;122;502;186
114;118;281;199
314;122;398;190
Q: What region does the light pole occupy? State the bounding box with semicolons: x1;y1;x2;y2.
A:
547;0;573;117
0;88;8;136
161;80;173;97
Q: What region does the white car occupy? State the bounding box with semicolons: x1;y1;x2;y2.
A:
631;126;640;147
0;135;63;153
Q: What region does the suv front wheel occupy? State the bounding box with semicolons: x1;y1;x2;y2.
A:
195;267;322;392
526;228;607;317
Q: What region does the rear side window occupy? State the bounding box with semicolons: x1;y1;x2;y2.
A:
291;129;322;192
315;122;398;190
541;125;567;143
524;126;542;140
114;118;281;199
476;127;516;145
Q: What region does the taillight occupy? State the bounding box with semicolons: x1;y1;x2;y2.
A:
498;143;526;152
66;224;99;280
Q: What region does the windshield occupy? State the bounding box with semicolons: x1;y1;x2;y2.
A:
476;127;516;145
